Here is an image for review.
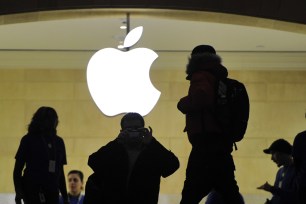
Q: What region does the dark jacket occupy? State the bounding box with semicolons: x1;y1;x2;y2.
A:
178;70;219;135
177;54;234;153
293;131;306;187
86;137;179;204
293;130;306;203
177;54;228;136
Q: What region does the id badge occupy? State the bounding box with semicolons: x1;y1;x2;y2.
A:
49;160;56;173
39;192;46;203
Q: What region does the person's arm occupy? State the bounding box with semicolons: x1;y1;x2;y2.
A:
269;167;298;203
58;138;69;204
88;151;102;172
258;168;283;203
142;127;180;177
258;182;297;204
161;150;180;178
88;144;111;172
292;133;302;168
177;90;209;114
154;140;179;178
293;131;306;178
258;168;297;203
59;166;69;204
13;159;25;203
177;74;215;114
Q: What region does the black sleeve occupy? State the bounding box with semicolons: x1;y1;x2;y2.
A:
14;137;27;199
15;136;27;162
59;166;68;203
58;137;68;202
13;159;25;198
59;137;67;165
88;152;98;172
155;141;180;178
161;150;180;178
88;144;110;173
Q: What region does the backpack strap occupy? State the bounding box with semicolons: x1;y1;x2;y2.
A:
233;142;238;151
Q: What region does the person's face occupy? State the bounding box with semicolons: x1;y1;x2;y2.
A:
271;151;286;167
122;119;143;130
68;173;83;196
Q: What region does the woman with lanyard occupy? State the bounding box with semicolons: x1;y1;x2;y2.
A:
13;106;69;204
60;170;85;204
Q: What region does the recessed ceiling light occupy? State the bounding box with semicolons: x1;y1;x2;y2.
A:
117;44;124;49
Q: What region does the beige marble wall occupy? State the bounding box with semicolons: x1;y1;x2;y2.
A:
1;68;306;201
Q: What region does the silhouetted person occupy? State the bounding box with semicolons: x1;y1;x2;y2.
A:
257;139;297;204
293;130;306;204
13;106;69;204
84;112;179;204
178;45;243;204
59;170;85;204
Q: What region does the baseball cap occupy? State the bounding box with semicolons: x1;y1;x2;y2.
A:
191;45;216;55
263;139;292;155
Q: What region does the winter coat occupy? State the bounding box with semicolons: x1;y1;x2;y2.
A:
177;54;228;136
85;137;179;204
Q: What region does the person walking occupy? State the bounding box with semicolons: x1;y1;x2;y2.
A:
178;45;243;204
13;106;69;204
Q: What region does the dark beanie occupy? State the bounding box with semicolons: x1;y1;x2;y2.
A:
191;45;216;55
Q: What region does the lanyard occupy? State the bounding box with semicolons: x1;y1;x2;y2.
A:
41;135;57;160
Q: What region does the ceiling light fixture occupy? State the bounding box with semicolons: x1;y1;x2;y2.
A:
117;44;124;49
117;13;131;51
120;25;127;29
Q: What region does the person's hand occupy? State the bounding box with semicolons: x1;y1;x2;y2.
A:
257;181;273;192
264;198;272;204
15;196;22;204
15;189;24;204
143;126;153;144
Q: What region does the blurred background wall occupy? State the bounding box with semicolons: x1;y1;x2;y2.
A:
1;67;306;203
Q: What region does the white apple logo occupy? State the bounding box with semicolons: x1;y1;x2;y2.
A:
87;26;160;117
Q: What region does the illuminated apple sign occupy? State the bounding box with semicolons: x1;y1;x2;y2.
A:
87;26;160;117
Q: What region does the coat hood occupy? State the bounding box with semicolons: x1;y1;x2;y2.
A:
186;53;228;80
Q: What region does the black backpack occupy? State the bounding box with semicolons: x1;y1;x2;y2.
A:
215;78;250;150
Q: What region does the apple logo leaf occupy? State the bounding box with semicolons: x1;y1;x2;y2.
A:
123;26;143;48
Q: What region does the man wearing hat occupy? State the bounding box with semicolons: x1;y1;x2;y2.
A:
257;139;297;204
178;45;243;204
